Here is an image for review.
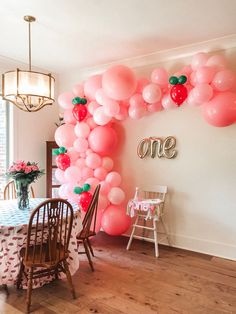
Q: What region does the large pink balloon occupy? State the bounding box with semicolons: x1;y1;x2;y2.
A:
84;74;102;100
55;124;76;148
192;84;213;104
101;205;131;236
102;65;137;100
211;70;236;92
142;83;162;104
88;126;118;156
58;92;74;110
202;92;236;127
191;52;208;70
151;67;168;87
195;66;216;84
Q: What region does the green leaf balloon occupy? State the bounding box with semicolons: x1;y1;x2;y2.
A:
83;183;91;192
74;186;83;194
178;75;187;84
169;76;178;85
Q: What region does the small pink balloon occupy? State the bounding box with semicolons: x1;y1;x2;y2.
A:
85;153;102;169
64;110;77;124
206;54;227;70
191;52;208;70
85;177;100;193
98;194;110;210
142;83;162;104
100;181;111;195
88;126;118;156
86;148;93;156
67;148;80;163
104;100;120;117
151;67;168;87
86;117;97;129
95;88;108;105
108;187;125;205
102;65;137;100
128;105;146;119
195;66;216;84
106;171;121;187
64;166;81;184
55;124;77;148
93;107;112;126
129;94;146;107
94;167;108;181
161;94;177;110
101;205;131;236
115;105;128;120
84;74;102;100
81;166;94;180
55;169;66;184
73;138;89;153
102;157;114;171
88;101;100;115
76;158;86;169
72;84;84;97
192;84;213;104
212;70;236;92
202;92;236;127
58;92;74;110
74;122;90;138
135;78;150;93
147;102;162;113
58;183;67;198
186;89;199;106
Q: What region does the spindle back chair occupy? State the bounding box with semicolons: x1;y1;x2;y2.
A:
4;180;35;200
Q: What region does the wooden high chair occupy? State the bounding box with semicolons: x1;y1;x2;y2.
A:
126;185;170;257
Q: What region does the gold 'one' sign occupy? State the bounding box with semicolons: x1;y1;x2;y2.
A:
137;136;177;159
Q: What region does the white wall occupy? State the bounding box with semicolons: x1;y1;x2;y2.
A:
58;46;236;261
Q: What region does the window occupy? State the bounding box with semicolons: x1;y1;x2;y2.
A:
0;100;10;199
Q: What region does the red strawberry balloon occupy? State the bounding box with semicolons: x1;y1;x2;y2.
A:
79;191;92;212
72;97;88;122
169;75;188;106
53;147;71;171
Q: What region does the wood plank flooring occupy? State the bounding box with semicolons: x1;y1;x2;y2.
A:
1;232;236;314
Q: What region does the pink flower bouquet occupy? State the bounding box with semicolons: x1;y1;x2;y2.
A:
6;160;44;183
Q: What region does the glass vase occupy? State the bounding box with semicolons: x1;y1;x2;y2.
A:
15;179;30;210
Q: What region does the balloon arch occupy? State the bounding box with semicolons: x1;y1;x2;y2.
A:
54;52;236;236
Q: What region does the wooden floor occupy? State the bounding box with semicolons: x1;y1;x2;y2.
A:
1;232;236;314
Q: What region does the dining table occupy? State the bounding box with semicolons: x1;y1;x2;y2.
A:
0;198;82;289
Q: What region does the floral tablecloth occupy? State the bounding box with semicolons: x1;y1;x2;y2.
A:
127;198;163;221
0;198;82;288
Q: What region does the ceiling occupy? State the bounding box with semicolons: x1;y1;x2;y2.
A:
0;0;236;73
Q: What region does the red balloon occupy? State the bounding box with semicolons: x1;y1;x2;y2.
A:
72;104;87;122
79;191;92;212
56;153;71;171
170;84;188;106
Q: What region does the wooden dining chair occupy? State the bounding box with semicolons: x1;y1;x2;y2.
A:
4;180;35;200
77;184;100;272
16;198;76;313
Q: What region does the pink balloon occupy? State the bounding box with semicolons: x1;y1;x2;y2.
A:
147;102;162;113
85;177;100;193
191;52;208;70
195;66;216;84
64;110;77;124
104;100;120;117
212;70;236;92
100;181;111;195
142;83;162;104
95;88;109;105
102;157;114;171
181;65;193;75
84;74;102;100
58;183;67;198
192;84;213;104
190;71;197;86
108;187;125;205
86;149;93;156
93;107;112;125
202;92;236;127
81;167;94;180
115;105;128;120
73;138;89;153
88;126;118;156
64;182;77;199
161;94;177;110
128;105;146;119
101;205;131;236
74;122;90;138
98;194;110;210
106;171;121;187
55;169;66;184
55;124;76;148
76;158;86;169
67;148;80;163
102;65;137;100
135;78;150;93
94;167;108;180
58;92;74;110
151;67;168;87
129;94;146;107
86;117;97;129
186;89;199;106
206;54;227;70
64;166;81;183
88;101;100;115
72;84;84;97
85;153;102;169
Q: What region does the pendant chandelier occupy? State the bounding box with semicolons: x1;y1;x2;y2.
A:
1;16;55;112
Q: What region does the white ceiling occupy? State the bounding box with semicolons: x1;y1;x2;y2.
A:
0;0;236;73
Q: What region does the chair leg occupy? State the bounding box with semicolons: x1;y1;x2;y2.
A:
160;216;171;246
87;238;94;257
153;219;159;258
83;239;94;272
16;261;24;289
63;260;76;299
2;284;9;296
26;267;33;314
126;215;139;250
